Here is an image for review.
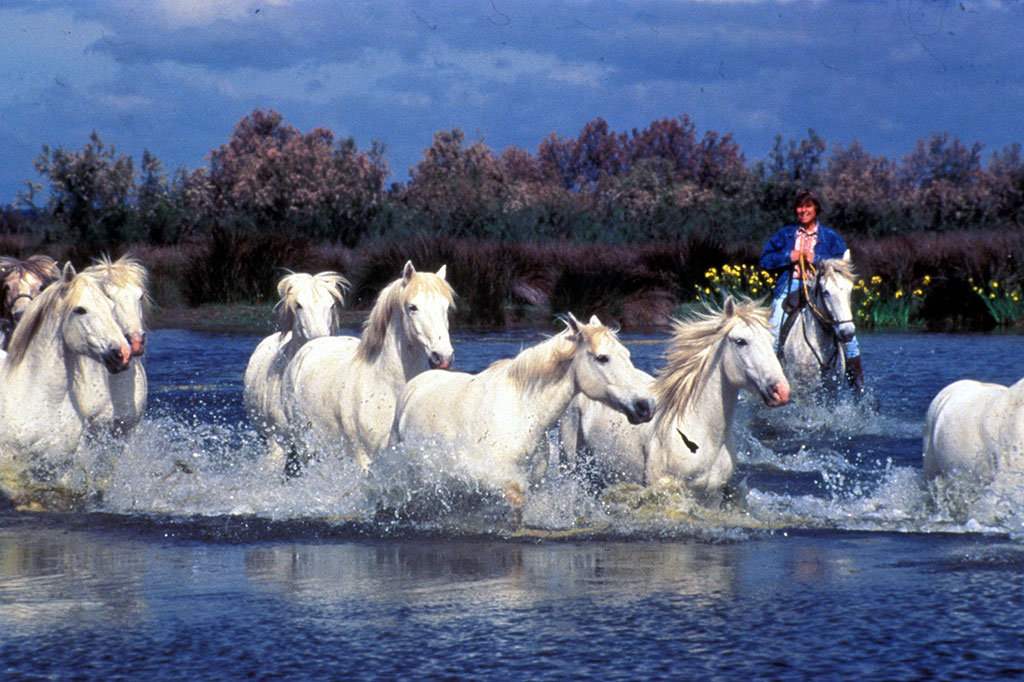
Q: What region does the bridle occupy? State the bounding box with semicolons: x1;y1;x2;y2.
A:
1;291;38;349
796;255;853;372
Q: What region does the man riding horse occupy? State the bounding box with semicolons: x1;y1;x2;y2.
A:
759;190;866;396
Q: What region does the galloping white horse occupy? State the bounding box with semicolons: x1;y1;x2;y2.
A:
244;271;349;469
391;314;655;515
284;261;454;472
0;263;130;492
922;377;1024;484
560;298;790;502
778;256;857;394
78;255;150;435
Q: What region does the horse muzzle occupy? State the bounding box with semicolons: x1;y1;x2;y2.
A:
127;331;146;357
762;380;791;407
102;343;132;374
626;397;655;424
835;322;856;344
428;350;453;370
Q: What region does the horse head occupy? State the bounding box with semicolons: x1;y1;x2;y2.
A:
22;262;131;374
81;255;150;358
396;261;455;370
0;255;59;324
277;271;349;342
566;313;654;425
811;256;857;344
718;297;790;407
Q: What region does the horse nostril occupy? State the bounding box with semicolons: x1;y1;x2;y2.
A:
429;351;451;370
635;399;653;420
127;331;146;356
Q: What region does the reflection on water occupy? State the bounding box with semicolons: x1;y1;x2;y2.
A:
5;515;1024;679
0;522;146;632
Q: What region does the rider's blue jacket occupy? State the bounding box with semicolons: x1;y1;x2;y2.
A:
759;223;849;297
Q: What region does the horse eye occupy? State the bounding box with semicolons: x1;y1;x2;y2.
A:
295;302;303;310
732;338;748;347
595;354;610;364
408;304;418;313
73;306;87;315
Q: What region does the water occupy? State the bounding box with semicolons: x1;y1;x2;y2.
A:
3;328;1024;679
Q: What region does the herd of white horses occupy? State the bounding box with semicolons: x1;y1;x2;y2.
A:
0;253;1016;517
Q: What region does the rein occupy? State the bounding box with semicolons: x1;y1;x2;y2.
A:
795;254;850;373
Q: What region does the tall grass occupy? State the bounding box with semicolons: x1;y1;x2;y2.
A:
17;228;1024;331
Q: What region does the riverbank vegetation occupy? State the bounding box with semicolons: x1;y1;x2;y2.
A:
4;109;1024;331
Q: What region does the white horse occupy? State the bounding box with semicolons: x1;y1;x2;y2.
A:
777;256;856;394
77;255;150;436
391;313;655;516
0;263;131;495
284;261;454;472
922;377;1024;484
560;298;790;502
244;271;349;470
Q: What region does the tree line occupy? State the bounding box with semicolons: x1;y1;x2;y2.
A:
7;108;1024;255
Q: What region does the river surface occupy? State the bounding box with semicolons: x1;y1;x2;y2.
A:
3;328;1024;680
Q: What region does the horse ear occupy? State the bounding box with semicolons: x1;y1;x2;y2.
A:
566;312;581;334
436;264;447;280
723;296;735;317
402;260;416;284
62;261;76;282
588;314;601;327
842;249;852;262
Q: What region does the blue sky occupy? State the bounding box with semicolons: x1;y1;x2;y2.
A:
2;0;1022;205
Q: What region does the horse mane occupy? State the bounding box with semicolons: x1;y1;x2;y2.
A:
357;269;455;361
275;271;349;333
816;257;856;284
80;254;152;319
82;254;149;290
652;298;771;429
4;271;90;368
497;318;613;391
0;254;59;282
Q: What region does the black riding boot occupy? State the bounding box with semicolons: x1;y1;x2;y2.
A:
845;355;866;397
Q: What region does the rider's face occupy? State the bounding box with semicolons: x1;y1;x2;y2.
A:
795;201;818;228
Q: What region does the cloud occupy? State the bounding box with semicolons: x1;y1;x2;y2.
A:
2;0;1024;202
152;0;291;29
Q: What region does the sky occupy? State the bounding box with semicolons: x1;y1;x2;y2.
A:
1;0;1023;205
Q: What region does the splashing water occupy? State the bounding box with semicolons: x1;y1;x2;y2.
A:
5;329;1024;540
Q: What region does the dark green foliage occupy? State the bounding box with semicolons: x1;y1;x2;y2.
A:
181;226;312;305
10;113;1024;329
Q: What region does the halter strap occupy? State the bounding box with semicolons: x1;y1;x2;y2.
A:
798;254;853;327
